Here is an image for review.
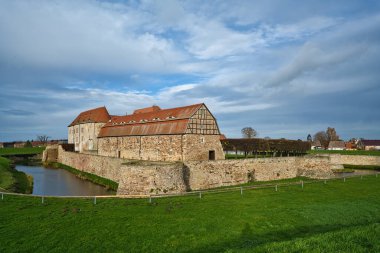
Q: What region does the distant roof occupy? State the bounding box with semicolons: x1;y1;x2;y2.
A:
133;105;161;114
360;140;380;146
98;103;204;137
69;107;111;127
328;141;345;148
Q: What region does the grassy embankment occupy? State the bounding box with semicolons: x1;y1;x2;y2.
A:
0;157;32;193
0;175;379;252
0;147;46;156
46;162;118;191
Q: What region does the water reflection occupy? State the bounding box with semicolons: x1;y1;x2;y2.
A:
16;165;114;196
333;169;379;178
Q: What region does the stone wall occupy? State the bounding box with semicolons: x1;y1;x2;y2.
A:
98;134;224;162
325;154;380;166
118;162;187;195
57;146;123;183
68;122;105;152
184;156;334;191
53;146;380;196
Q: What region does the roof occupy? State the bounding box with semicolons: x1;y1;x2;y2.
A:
133;106;161;114
360;140;380;146
98;103;203;137
328;141;345;149
69;107;111;127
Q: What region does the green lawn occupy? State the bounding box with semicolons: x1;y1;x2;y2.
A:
0;175;379;252
308;149;380;156
0;147;45;156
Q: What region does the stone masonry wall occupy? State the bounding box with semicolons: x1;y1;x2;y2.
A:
182;134;225;161
53;146;380;195
184;156;334;191
326;154;380;166
98;134;224;162
57;146;123;183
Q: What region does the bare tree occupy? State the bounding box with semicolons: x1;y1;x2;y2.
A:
313;131;329;149
241;127;257;138
326;127;339;142
36;135;50;144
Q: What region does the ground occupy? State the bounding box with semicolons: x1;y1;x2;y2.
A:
0;175;379;252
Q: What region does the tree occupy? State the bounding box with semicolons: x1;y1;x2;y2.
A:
24;140;32;148
326;127;339;142
313;131;329;149
307;134;312;142
241;127;257;138
37;135;49;144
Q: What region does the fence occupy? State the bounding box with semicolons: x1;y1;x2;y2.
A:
0;172;379;204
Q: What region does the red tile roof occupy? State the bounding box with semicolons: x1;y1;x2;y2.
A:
98;103;203;137
69;106;111;127
133;105;161;114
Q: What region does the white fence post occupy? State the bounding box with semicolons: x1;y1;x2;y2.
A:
1;193;3;200
94;196;96;205
344;177;346;182
301;181;304;189
240;187;243;196
275;185;278;192
199;192;202;199
41;196;44;204
149;196;152;203
324;180;326;184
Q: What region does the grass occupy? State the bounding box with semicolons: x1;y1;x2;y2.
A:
308;149;380;156
45;162;118;191
343;164;380;171
0;175;379;252
0;147;45;156
0;157;32;193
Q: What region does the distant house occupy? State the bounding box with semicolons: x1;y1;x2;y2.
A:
357;140;380;151
311;140;322;150
328;141;346;150
345;142;357;150
0;142;3;148
13;142;26;148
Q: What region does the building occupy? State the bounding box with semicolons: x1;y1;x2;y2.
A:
69;103;224;161
327;141;346;150
357;140;380;150
0;142;3;148
311;140;322;150
68;106;111;152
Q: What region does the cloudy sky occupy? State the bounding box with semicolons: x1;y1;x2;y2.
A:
0;0;380;142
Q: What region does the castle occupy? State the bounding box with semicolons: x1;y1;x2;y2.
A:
68;103;225;161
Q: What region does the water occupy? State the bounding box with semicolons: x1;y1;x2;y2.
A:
333;169;379;178
16;165;114;196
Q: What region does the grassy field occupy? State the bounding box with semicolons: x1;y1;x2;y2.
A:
308;149;380;156
0;157;32;193
0;147;45;156
0;175;379;252
343;164;380;171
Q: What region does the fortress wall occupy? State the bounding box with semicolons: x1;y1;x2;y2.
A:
50;146;380;195
57;145;123;183
325;154;380;166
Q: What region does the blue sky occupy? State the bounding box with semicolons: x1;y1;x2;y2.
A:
0;0;380;142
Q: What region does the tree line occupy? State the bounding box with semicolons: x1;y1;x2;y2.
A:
221;138;311;156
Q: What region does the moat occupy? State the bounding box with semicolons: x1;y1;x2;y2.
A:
16;165;114;196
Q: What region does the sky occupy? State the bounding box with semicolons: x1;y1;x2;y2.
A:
0;0;380;142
